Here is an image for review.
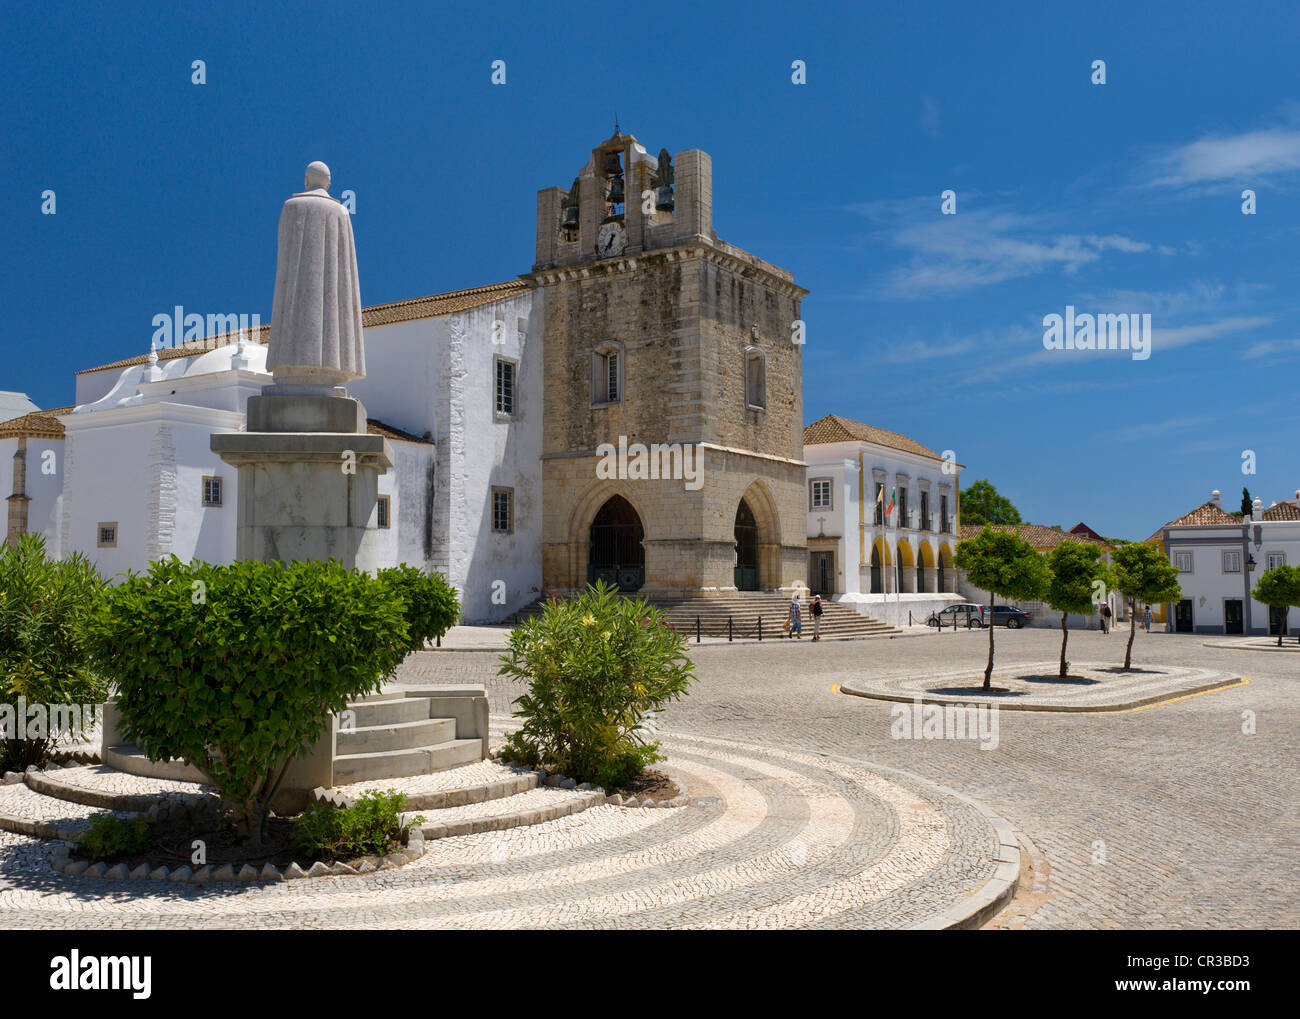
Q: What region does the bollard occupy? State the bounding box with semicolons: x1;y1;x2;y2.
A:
436;634;441;648
758;616;763;641
909;610;913;627
696;615;701;644
728;616;733;642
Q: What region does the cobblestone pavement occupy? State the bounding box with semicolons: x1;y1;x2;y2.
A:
398;627;1299;928
0;727;1002;929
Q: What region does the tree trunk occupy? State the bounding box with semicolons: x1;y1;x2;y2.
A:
983;597;995;690
1059;611;1069;678
1123;600;1136;670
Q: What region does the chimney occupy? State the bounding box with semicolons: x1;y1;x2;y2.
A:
1210;489;1222;509
1252;498;1263;522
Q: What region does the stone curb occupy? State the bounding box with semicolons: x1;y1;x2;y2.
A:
838;675;1246;713
416;774;605;840
48;827;426;884
24;767;217;814
313;764;539;811
1199;640;1300;653
602;774;690;809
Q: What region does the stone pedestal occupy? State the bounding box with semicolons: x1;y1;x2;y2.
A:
211;395;392;571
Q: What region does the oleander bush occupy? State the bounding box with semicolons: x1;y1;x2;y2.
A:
84;556;415;843
78;812;153;862
290;789;421;859
0;534;108;772
378;564;460;652
497;581;695;789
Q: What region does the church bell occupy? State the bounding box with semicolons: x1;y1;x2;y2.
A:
607;175;625;205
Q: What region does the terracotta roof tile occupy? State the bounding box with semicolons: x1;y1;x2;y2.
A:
1164;501;1240;528
76;280;533;376
803;413;950;463
957;523;1110;549
0;407;74;440
366;418;434;444
1263;501;1300;521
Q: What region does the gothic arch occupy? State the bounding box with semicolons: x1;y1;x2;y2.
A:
565;480;654;591
735;479;782;591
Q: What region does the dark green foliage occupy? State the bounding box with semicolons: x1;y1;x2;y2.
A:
377;564;460;652
0;534;108;771
955;528;1051;690
959;479;1023;527
290;789;421;859
1252;564;1300;647
78;812;153;862
1112;543;1182;669
1045;542;1110;677
1241;487;1253;517
498;581;695;789
84;557;413;840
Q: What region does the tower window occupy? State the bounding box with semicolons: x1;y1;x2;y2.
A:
202;476;223;507
494;357;517;418
377;495;391;529
97;522;118;548
745;347;767;411
591;342;624;405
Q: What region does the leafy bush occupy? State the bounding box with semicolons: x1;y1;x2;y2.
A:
497;581;695;789
378;564;460;652
84;557;414;842
0;534;108;771
290;789;422;859
78;812;153;862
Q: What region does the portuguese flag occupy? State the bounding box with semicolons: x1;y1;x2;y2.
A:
886;487;896;517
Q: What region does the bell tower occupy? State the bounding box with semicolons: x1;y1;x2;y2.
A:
527;130;808;598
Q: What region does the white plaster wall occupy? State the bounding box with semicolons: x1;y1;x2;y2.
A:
839;592;962;627
167;422;239;565
61;421;154;581
25;437;66;556
348;319;441;439
443;293;542;622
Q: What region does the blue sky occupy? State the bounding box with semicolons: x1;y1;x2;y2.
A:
3;0;1298;539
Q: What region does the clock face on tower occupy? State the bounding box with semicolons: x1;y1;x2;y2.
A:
597;220;628;258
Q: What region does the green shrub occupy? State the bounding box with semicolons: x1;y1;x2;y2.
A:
497;581;695;789
84;557;414;842
78;812;153;862
0;534;108;771
291;789;422;859
378;564;460;652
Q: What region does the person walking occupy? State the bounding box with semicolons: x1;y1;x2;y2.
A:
1099;602;1110;634
1142;605;1152;633
788;594;803;639
811;594;823;641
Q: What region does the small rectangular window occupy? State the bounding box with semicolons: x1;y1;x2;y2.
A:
377;495;391;529
495;358;516;417
746;350;766;410
202;476;223;507
491;487;513;534
97;523;118;548
1267;552;1285;571
1222;551;1240;573
1174;551;1193;573
810;479;832;511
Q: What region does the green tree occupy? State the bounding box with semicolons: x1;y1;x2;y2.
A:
1044;542;1110;678
1252;564;1300;647
1111;543;1182;669
85;557;415;842
0;535;108;771
377;564;461;652
498;581;695;788
959;479;1023;527
954;528;1050;690
1240;487;1253;517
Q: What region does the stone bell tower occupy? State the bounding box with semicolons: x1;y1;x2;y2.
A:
527;129;808;598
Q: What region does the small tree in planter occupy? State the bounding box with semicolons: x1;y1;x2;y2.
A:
0;535;108;771
1044;542;1110;678
954;528;1051;690
497;581;695;789
1252;564;1300;647
85;557;416;843
378;564;461;651
1112;542;1182;669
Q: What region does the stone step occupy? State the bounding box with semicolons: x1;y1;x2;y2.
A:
333;738;482;785
403;785;605;840
24;764;211;812
347;696;432;728
0;781;138;840
335;717;456;756
319;760;539;810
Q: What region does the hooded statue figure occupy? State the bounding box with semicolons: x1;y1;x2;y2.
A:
266;161;365;392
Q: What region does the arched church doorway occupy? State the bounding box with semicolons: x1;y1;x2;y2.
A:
734;499;759;590
587;495;645;591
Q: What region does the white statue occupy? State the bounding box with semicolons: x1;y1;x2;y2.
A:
266;161;365;393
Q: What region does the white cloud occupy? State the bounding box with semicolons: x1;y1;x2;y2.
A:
1148;128;1300;186
1241;338;1300;360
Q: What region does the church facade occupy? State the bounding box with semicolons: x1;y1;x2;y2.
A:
3;131;960;624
